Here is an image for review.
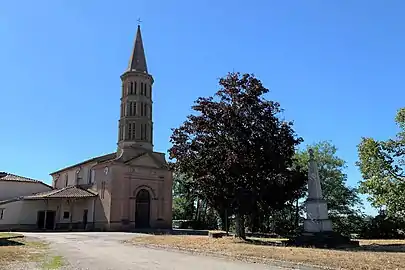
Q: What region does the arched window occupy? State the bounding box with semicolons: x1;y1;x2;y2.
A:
131;123;136;139
90;169;95;184
127;123;132;139
75;168;82;185
129;102;133;116
140;124;144;140
130;82;134;94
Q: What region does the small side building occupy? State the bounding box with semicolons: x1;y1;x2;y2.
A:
0;172;53;230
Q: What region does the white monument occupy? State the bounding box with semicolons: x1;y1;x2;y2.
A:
303;149;333;233
286;149;358;247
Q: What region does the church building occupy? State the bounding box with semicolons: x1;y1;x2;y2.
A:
0;26;173;231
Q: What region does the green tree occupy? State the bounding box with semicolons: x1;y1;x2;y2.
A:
295;141;361;215
168;72;306;239
172;173;196;220
357;108;405;216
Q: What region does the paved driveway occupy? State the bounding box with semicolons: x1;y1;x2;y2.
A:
22;232;305;270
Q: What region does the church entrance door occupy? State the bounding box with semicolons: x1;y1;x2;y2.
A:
135;189;151;228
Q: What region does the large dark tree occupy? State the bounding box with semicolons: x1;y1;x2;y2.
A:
168;72;306;239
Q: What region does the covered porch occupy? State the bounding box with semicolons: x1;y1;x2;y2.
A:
23;186;98;231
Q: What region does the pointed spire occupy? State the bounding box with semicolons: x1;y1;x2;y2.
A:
127;25;148;73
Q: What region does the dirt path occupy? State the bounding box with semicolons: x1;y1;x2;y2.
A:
21;232;299;270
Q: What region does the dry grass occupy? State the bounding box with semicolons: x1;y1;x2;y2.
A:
0;233;48;266
130;235;405;270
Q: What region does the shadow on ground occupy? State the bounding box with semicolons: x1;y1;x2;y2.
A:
244;239;284;247
239;238;405;253
354;244;405;253
0;235;25;247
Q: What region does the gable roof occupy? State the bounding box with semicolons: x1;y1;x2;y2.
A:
24;186;97;199
50;152;116;175
0;172;52;188
123;151;168;168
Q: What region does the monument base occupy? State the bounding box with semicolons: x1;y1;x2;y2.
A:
304;219;333;232
285;231;359;248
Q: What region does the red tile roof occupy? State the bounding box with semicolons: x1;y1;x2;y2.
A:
0;172;51;188
24;186;97;199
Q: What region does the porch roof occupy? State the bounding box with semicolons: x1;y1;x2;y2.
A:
24;186;97;199
0;197;21;206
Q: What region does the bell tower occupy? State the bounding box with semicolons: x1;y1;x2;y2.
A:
117;25;153;154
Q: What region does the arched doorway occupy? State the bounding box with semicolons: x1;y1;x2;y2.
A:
135;189;151;228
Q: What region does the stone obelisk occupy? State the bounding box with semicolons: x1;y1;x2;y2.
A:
303;149;333;233
286;149;359;247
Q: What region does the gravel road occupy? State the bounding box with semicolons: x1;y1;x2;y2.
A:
20;232;308;270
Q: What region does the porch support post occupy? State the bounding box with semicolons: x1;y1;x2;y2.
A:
43;200;48;230
92;197;96;230
69;199;74;231
54;199;62;230
54;201;58;230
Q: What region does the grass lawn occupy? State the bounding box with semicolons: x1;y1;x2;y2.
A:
129;234;405;270
0;233;63;269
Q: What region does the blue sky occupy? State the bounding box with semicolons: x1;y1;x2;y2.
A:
1;1;404;215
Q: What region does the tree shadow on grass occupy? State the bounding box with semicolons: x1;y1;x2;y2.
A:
0;235;25;247
353;244;405;253
242;238;405;253
239;238;285;247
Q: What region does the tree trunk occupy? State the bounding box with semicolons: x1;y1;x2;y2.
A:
250;212;260;233
235;212;246;240
195;199;201;221
218;207;227;231
202;201;208;222
295;199;299;228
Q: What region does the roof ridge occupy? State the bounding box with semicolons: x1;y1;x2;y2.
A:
24;185;97;199
50;152;116;175
124;152;148;164
0;172;44;183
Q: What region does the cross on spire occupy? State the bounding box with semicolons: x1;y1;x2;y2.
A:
137;18;142;25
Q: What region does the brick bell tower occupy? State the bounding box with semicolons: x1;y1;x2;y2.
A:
117;25;154;158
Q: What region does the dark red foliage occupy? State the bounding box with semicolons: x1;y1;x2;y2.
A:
169;72;306;218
